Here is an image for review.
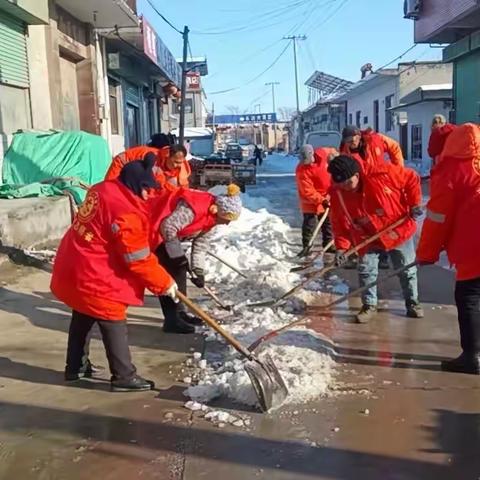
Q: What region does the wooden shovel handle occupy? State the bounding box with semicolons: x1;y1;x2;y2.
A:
306;208;330;250
176;291;252;360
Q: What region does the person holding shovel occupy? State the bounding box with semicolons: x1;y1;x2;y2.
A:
150;184;243;334
295;144;338;257
51;157;178;392
417;123;480;375
327;155;424;323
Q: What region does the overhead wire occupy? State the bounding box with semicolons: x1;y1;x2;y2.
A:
145;0;183;35
192;0;313;35
208;41;291;95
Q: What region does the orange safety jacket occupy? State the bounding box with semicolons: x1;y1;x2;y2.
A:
105;145;191;192
329;160;421;254
51;180;173;321
149;188;218;247
340;129;404;168
417;123;480;280
295;147;334;214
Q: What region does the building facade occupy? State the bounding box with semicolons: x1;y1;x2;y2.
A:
0;0;182;160
410;0;480;124
336;61;452;167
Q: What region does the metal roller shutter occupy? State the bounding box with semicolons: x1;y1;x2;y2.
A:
0;10;29;87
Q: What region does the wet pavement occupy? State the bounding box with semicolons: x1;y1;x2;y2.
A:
0;157;478;479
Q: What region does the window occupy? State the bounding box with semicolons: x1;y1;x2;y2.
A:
348;113;353;125
385;94;394;131
356;111;361;128
363;116;368;125
126;103;140;147
108;80;120;135
373;100;379;131
411;124;422;160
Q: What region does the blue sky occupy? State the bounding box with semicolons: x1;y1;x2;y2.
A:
137;0;442;116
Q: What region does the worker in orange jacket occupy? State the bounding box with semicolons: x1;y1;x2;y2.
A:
295;145;337;256
340;125;404;167
328;155;423;323
51;157;178;392
340;125;404;270
106;135;191;192
417;123;480;375
149;184;243;334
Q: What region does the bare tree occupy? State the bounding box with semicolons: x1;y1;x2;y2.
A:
225;105;240;115
278;107;296;121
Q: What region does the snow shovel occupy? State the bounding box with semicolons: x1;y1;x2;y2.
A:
207;251;248;279
248;215;409;308
297;208;330;258
290;239;335;273
247;261;419;352
203;285;233;311
176;291;289;412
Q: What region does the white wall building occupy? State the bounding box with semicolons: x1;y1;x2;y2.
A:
392;84;452;174
336;61;453;172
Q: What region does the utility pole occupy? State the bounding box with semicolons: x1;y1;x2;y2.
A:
179;25;190;145
283;35;306;113
265;81;280;115
266;81;280;150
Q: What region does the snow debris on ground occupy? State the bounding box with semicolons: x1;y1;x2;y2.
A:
183;186;339;412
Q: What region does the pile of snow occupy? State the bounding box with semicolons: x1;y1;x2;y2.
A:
184;187;337;410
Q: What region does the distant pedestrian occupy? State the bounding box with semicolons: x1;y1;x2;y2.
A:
328;155;424;323
428;114;456;166
295;145;337;256
417;123;480;375
254;145;263;166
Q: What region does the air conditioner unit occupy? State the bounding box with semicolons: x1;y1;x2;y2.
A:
404;0;422;20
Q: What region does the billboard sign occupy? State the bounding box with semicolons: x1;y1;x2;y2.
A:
208;113;278;124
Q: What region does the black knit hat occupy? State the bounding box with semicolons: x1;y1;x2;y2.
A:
119;157;159;197
149;133;171;149
327;155;361;183
342;125;361;141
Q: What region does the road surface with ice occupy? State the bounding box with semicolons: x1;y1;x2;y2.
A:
0;154;478;479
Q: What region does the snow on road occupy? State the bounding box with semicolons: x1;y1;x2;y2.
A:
184;155;337;411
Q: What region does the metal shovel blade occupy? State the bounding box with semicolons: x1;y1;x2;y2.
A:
244;353;289;412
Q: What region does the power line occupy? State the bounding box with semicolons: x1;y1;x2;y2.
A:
208;41;291;95
376;44;418;71
145;0;183;35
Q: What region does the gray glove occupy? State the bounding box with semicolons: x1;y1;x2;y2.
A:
410;206;423;219
190;268;205;288
164;239;188;268
334;250;348;267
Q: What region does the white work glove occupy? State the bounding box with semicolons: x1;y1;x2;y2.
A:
165;282;179;303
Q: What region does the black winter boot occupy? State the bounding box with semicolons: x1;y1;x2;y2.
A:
441;353;480;375
160;297;195;334
111;375;155;392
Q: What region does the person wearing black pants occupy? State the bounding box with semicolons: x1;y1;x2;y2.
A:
301;213;333;249
155;242;198;334
448;278;480;372
416;123;480;375
65;311;145;391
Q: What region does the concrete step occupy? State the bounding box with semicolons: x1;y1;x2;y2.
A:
0;197;71;249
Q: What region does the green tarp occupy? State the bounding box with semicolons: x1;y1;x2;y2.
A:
1;130;111;204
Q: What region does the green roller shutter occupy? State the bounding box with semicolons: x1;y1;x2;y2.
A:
0;10;29;87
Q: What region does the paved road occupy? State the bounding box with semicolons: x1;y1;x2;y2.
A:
0;160;478;479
